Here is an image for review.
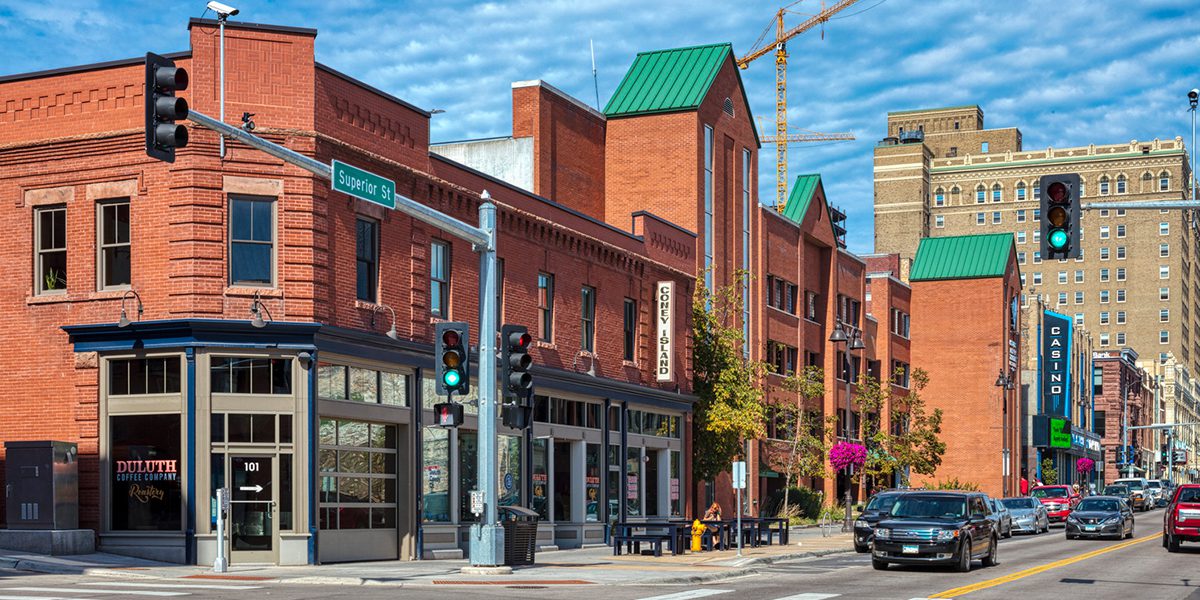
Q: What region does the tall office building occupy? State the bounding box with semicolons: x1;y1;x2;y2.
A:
874;105;1199;481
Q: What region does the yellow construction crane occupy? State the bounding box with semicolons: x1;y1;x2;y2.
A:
738;0;860;211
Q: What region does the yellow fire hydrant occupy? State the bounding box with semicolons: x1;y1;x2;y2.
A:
691;519;706;552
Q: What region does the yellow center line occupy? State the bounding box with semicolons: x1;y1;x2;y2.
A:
928;532;1162;598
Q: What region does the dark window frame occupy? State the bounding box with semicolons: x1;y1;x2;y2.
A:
430;240;450;317
97;198;131;290
355;217;379;302
538;272;555;342
622;298;637;361
228;195;276;287
581;285;596;352
34;204;67;295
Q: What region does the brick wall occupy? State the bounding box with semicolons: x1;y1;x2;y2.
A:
512;82;606;220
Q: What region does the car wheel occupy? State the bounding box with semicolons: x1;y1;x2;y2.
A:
1066;532;1075;540
982;536;999;567
1004;523;1013;539
854;543;869;553
956;540;972;573
1125;522;1133;539
1163;534;1169;548
872;558;889;570
1168;535;1181;553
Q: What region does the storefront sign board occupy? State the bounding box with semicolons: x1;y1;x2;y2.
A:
656;281;673;382
1041;311;1071;418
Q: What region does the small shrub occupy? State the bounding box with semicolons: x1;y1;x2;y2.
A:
931;478;980;491
765;486;823;519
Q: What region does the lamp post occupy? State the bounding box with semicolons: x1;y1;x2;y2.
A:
995;370;1015;497
830;321;864;533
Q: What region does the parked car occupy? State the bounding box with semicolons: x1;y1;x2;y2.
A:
985;497;1013;538
1146;480;1165;507
1001;496;1050;534
854;490;909;553
1113;478;1152;512
1031;485;1080;524
1163;483;1200;552
1104;484;1134;508
1065;496;1135;540
1160;479;1177;501
871;491;999;573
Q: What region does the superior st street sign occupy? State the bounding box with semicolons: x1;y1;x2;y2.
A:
332;159;396;209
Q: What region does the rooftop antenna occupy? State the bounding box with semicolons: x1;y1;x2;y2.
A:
590;39;601;111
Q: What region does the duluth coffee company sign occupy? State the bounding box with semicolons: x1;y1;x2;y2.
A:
656;281;673;382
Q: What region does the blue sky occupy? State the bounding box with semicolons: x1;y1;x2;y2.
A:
1;0;1197;253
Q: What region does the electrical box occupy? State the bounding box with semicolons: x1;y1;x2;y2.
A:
5;441;78;530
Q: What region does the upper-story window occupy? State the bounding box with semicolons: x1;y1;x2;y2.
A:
35;205;67;294
1033;183;1041;201
976;186;986;204
766;275;798;314
623;298;637;361
538;272;554;342
1160;222;1170;236
935;215;945;228
1116;175;1127;194
210;357;292;395
838;295;862;328
109;357;182;396
317;362;406;406
992;183;1002;202
805;291;820;322
934;188;945;206
1100;176;1110;195
1016;182;1026;201
98;199;131;290
229;196;275;286
981;141;990;153
703;125;714;293
430;240;450;317
1160;171;1170;191
891;309;910;338
581;285;596;352
356;218;378;302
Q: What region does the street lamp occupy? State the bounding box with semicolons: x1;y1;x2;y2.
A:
830;321;864;533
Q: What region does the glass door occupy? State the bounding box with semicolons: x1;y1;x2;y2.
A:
229;455;276;563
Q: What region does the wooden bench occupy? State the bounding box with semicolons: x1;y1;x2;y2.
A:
612;533;669;556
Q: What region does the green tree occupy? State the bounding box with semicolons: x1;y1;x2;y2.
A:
852;367;945;487
1041;458;1058;485
764;365;834;519
691;273;768;499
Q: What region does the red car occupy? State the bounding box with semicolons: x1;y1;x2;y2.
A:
1164;484;1200;552
1031;485;1080;524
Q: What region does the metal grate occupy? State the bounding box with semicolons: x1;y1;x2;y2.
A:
891;528;938;541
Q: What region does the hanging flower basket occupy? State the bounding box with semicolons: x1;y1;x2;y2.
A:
829;441;867;472
1076;457;1095;473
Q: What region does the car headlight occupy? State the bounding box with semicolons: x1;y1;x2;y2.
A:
855;520;869;529
875;528;891;540
1101;517;1119;524
1066;515;1079;523
936;529;960;541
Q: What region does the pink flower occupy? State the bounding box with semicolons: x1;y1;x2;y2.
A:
829;441;867;472
1076;457;1095;473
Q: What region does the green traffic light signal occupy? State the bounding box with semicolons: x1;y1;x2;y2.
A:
443;369;462;387
1048;229;1069;249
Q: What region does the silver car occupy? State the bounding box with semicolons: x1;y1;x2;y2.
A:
1001;496;1050;534
1145;480;1165;508
985;497;1013;538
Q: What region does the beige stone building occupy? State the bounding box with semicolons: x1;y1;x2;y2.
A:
874;105;1200;483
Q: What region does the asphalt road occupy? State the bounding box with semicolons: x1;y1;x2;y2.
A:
0;507;1193;600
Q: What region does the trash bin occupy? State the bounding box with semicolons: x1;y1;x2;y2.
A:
499;506;539;566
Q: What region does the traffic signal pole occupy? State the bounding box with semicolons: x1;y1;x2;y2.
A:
184;108;505;567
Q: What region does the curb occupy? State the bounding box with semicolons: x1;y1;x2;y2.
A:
634;547;856;585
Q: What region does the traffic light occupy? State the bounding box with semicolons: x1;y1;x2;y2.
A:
432;402;463;427
1039;173;1081;260
434;322;470;395
501;324;533;399
145;52;190;163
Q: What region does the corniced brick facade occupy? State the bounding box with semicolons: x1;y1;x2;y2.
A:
1092;350;1156;484
0;19;696;564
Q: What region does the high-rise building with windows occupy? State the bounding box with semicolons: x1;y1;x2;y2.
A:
874;105;1200;481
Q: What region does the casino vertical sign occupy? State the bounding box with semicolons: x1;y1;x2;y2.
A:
656;281;673;382
1041;311;1071;417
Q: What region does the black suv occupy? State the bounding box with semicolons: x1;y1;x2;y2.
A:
854;490;909;552
871;491;999;572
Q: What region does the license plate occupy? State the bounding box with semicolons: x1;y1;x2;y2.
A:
1085;526;1097;532
902;544;919;554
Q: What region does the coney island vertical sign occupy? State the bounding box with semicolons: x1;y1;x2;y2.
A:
656;281;673;382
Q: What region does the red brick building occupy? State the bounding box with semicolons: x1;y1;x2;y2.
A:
1092;349;1155;483
0;19;696;564
908;234;1022;498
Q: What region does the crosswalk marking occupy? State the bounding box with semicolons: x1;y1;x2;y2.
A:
5;588;187;597
635;590;735;600
78;582;262;591
0;595;81;600
772;594;840;600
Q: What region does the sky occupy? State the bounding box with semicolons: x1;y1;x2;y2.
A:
1;0;1197;253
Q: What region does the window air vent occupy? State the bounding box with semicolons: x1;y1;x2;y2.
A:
723;97;735;117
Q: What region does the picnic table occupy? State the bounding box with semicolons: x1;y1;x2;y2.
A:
611;520;691;556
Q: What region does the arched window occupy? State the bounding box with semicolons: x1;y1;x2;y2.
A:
1100;175;1110;195
1160;171;1170;191
1116;174;1127;194
934;187;945;206
1016;181;1027;201
976;185;986;204
992;183;1002;202
951;186;961;201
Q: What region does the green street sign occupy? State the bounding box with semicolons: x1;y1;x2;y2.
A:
332;159;395;209
1049;417;1072;449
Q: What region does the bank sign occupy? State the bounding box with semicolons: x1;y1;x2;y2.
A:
656;281;673;382
1041;311;1071;418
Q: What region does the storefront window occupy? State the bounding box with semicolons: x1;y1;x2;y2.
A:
421;426;450;522
110;414;182;531
109;357;181;396
586;444;601;522
317;418;396;530
669;450;682;517
318;363;346;400
211;357;291;395
532;395;601;428
320;363;407;407
553;440;572;521
459;431;478;522
607;446;620;523
349;367;378;403
499;435;521;507
626;447;641;517
532;439;549;520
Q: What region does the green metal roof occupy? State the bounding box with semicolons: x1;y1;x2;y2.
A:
781;174;823;224
909;233;1014;281
604;43;731;118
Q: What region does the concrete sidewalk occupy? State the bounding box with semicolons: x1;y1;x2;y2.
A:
0;527;855;587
